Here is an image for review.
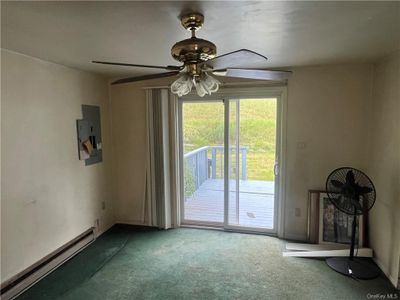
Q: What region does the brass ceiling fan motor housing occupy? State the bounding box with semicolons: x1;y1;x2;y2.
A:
171;13;217;66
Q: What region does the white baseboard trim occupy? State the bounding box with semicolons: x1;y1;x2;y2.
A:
373;257;399;288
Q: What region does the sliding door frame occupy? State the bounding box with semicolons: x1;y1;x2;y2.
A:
179;86;287;237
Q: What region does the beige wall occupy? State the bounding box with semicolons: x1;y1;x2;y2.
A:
109;64;374;241
110;84;148;224
285;64;373;239
1;50;114;282
368;51;400;287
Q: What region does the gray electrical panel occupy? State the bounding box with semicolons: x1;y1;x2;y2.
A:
76;105;102;165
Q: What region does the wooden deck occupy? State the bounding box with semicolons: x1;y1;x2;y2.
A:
184;179;274;229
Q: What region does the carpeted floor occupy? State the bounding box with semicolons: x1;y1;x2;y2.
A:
18;225;398;300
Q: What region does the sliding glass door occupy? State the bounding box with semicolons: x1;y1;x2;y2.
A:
181;101;225;225
180;91;282;233
225;99;277;232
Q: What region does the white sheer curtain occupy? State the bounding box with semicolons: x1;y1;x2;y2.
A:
145;88;181;229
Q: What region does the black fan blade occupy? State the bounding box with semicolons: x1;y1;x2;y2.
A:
350;198;363;212
329;194;342;205
346;170;356;185
93;61;183;71
200;49;268;70
331;180;344;188
358;186;373;195
112;71;180;85
213;68;291;81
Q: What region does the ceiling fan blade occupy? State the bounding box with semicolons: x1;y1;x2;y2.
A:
200;49;268;70
112;71;180;85
93;61;183;71
213;68;291;81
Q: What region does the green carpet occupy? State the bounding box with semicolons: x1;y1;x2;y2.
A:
18;225;398;300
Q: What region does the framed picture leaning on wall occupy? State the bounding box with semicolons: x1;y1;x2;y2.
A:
318;192;364;247
307;190;366;246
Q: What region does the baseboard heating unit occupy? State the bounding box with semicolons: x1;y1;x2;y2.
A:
0;227;96;300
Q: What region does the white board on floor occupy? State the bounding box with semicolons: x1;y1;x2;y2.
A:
285;243;349;251
282;248;373;257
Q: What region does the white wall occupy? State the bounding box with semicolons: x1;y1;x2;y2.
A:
368;51;400;287
1;50;114;282
109;64;374;240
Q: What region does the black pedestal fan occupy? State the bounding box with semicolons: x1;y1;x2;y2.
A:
325;167;381;279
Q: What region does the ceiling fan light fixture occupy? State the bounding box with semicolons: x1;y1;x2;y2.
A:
171;72;220;97
194;80;208;97
202;72;220;93
170;73;193;97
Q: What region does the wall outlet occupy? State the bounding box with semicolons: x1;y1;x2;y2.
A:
101;201;106;210
295;208;301;217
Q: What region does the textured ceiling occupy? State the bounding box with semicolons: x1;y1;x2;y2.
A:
2;1;399;78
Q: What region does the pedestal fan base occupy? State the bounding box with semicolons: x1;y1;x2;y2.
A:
326;257;380;280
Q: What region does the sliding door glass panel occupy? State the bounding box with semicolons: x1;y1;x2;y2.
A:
182;102;224;224
227;98;277;229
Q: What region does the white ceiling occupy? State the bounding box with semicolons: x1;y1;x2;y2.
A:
2;1;399;78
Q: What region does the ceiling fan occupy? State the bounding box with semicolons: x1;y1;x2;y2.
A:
93;13;291;97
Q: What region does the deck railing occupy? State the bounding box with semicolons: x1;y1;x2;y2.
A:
184;145;248;198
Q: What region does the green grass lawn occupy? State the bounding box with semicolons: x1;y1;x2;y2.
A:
182;99;277;181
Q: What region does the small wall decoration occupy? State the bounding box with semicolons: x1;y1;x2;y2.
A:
76;105;102;165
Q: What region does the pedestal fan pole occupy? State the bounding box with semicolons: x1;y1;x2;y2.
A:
349;209;357;260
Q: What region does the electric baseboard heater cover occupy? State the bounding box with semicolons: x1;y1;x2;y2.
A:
0;227;95;300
